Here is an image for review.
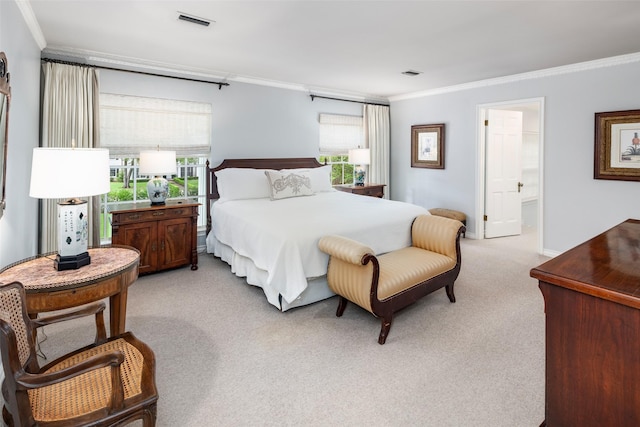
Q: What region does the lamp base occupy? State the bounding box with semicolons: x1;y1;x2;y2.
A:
57;200;89;265
354;166;366;187
147;177;169;205
55;251;91;271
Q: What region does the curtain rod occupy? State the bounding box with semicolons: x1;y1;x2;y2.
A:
41;57;230;90
309;94;389;107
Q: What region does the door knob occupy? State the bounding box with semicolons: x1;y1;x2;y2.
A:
517;182;524;193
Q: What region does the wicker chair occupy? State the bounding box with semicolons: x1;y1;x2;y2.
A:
0;281;158;426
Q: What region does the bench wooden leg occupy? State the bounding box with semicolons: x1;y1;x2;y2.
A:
378;316;392;345
336;296;348;317
445;284;456;303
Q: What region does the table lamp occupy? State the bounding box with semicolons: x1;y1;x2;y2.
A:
139;150;176;205
349;148;370;186
29;146;110;271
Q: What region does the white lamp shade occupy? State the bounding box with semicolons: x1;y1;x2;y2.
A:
139;150;176;175
349;148;370;165
29;148;110;199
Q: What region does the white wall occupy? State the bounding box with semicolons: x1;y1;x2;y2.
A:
99;71;363;248
98;69;362;168
6;7;640;260
1;34;363;267
0;1;41;267
390;60;640;254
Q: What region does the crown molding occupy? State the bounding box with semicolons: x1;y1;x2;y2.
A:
215;74;388;104
15;0;46;49
389;52;640;102
40;41;640;104
42;46;231;82
41;46;388;103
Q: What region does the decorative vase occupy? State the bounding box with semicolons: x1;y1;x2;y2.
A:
354;166;366;186
147;176;169;205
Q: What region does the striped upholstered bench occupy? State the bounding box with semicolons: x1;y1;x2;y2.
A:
318;214;465;344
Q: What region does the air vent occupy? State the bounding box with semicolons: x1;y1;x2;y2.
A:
178;12;212;27
402;70;422;76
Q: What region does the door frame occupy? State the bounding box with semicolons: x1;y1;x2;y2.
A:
475;97;545;253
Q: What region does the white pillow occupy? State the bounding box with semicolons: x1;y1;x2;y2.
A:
282;165;333;192
308;165;333;192
214;168;273;201
265;170;315;200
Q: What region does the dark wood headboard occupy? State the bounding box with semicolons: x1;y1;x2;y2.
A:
205;157;324;234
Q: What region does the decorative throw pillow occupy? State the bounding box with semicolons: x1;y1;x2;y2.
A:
281;165;333;192
264;170;314;200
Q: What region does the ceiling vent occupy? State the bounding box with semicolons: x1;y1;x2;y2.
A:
402;70;422;76
178;12;212;27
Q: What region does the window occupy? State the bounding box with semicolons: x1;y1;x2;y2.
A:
318;113;363;185
98;94;212;241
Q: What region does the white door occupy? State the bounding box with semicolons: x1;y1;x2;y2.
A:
485;109;523;238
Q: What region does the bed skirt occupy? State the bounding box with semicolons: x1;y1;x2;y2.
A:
206;232;335;311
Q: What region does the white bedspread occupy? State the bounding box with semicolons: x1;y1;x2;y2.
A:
207;191;428;309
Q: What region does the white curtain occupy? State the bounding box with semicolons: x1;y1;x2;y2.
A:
40;62;100;252
364;104;390;199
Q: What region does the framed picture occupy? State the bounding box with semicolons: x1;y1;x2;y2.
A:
0;52;9;221
411;123;444;169
595;109;640;181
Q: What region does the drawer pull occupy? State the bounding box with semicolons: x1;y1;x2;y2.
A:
152;212;165;217
174;209;183;215
127;214;141;220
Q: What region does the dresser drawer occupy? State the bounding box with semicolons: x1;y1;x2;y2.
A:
111;204;198;225
112;210;166;225
335;184;385;198
356;186;384;198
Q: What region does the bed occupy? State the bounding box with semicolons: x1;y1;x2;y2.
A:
205;158;429;311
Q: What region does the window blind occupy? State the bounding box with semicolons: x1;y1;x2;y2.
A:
99;93;212;156
319;113;363;155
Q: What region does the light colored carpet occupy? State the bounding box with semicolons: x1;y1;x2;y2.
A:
36;230;550;426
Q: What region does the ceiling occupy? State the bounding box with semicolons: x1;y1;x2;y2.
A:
26;1;640;100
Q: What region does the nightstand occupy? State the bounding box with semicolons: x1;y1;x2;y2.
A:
335;183;386;198
111;200;199;274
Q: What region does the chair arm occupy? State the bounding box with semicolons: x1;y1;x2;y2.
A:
319;235;378;313
412;214;464;259
318;235;374;265
31;302;107;344
15;350;124;389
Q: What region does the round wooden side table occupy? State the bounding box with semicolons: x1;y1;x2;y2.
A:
0;246;140;337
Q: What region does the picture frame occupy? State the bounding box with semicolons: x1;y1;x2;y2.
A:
0;52;10;221
595;109;640;181
411;123;444;169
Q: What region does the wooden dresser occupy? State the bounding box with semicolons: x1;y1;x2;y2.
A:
530;219;640;426
111;200;199;274
335;183;385;198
